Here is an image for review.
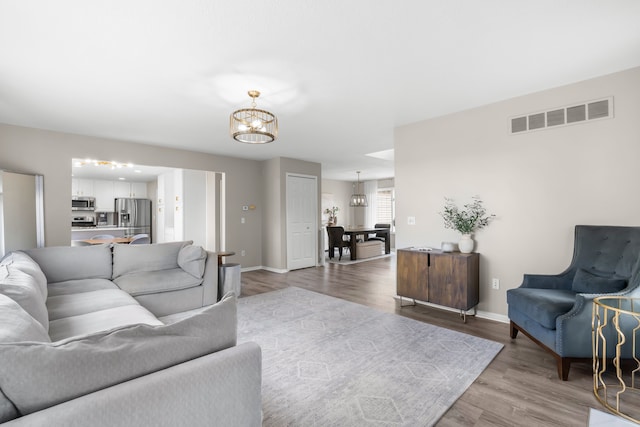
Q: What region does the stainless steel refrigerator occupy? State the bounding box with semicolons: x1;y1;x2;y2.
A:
115;198;152;239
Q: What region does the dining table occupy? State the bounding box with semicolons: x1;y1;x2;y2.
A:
343;227;391;260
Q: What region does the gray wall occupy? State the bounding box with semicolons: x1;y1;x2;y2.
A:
261;157;322;271
394;66;640;318
0;124;263;267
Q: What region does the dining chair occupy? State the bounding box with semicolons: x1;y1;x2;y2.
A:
129;234;150;245
91;234;115;240
327;226;351;260
368;223;391;242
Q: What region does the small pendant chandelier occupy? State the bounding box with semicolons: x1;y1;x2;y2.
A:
350;171;368;207
230;90;278;144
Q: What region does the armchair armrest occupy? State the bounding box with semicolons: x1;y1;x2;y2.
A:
520;272;573;290
556;287;633;358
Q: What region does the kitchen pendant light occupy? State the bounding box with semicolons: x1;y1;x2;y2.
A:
229;90;278;144
349;171;368;207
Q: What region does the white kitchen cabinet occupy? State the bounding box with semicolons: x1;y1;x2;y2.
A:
71;178;94;196
173;170;184;241
130;182;147;198
93;180;115;211
113;181;148;198
113;181;131;198
156;175;165;242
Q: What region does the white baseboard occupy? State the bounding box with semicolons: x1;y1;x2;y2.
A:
395;295;509;324
244;266;288;274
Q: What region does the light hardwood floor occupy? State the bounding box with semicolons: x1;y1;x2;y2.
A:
240;254;601;427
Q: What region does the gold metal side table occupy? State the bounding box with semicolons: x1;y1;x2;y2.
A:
592;296;640;423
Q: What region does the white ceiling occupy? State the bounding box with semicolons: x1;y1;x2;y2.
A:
1;1;640;181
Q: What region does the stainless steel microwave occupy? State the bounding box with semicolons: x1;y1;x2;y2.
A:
71;196;95;211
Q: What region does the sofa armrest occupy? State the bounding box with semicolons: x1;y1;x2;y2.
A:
520;273;573;290
201;251;219;304
3;342;262;427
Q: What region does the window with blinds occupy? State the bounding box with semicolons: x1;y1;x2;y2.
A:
376;188;394;229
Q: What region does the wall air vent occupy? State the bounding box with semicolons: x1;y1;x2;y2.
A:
509;96;613;135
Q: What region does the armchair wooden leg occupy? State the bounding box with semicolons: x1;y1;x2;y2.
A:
557;357;570;381
510;321;519;339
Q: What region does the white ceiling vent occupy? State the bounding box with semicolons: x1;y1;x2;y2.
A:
509;97;613;135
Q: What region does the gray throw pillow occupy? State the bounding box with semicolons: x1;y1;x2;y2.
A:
1;252;47;300
571;268;628;294
0;294;51;343
177;245;207;278
0;293;236;415
0;266;49;331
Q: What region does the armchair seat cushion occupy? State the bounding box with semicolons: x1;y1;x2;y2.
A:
571;268;628;294
507;288;577;330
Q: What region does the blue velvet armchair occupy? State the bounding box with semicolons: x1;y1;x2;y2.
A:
507;225;640;380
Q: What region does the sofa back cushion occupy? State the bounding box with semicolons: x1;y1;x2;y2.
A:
0;293;237;416
24;245;113;284
112;241;192;279
0;265;49;331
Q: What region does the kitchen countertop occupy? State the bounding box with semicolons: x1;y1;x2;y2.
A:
71;226;130;231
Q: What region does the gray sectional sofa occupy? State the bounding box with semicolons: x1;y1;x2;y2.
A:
0;242;262;426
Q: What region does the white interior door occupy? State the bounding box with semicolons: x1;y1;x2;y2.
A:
286;174;317;270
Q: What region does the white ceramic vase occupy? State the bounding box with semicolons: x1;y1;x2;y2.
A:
458;234;474;253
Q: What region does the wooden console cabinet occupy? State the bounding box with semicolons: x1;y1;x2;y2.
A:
397;248;479;317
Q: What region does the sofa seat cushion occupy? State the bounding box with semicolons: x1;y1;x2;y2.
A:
47;278;119;297
0;265;49;331
24;245;113;283
0;294;236;416
47;289;140;321
506;288;577;330
48;305;163;342
113;268;204;296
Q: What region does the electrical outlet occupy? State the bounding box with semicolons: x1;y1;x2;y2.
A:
492;278;500;290
407;216;416;225
241;217;245;224
241;250;246;257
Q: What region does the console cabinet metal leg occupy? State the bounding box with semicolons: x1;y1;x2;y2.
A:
396;248;479;321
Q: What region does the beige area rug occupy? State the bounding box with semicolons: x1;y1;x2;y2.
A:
237;287;503;426
325;251;394;265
